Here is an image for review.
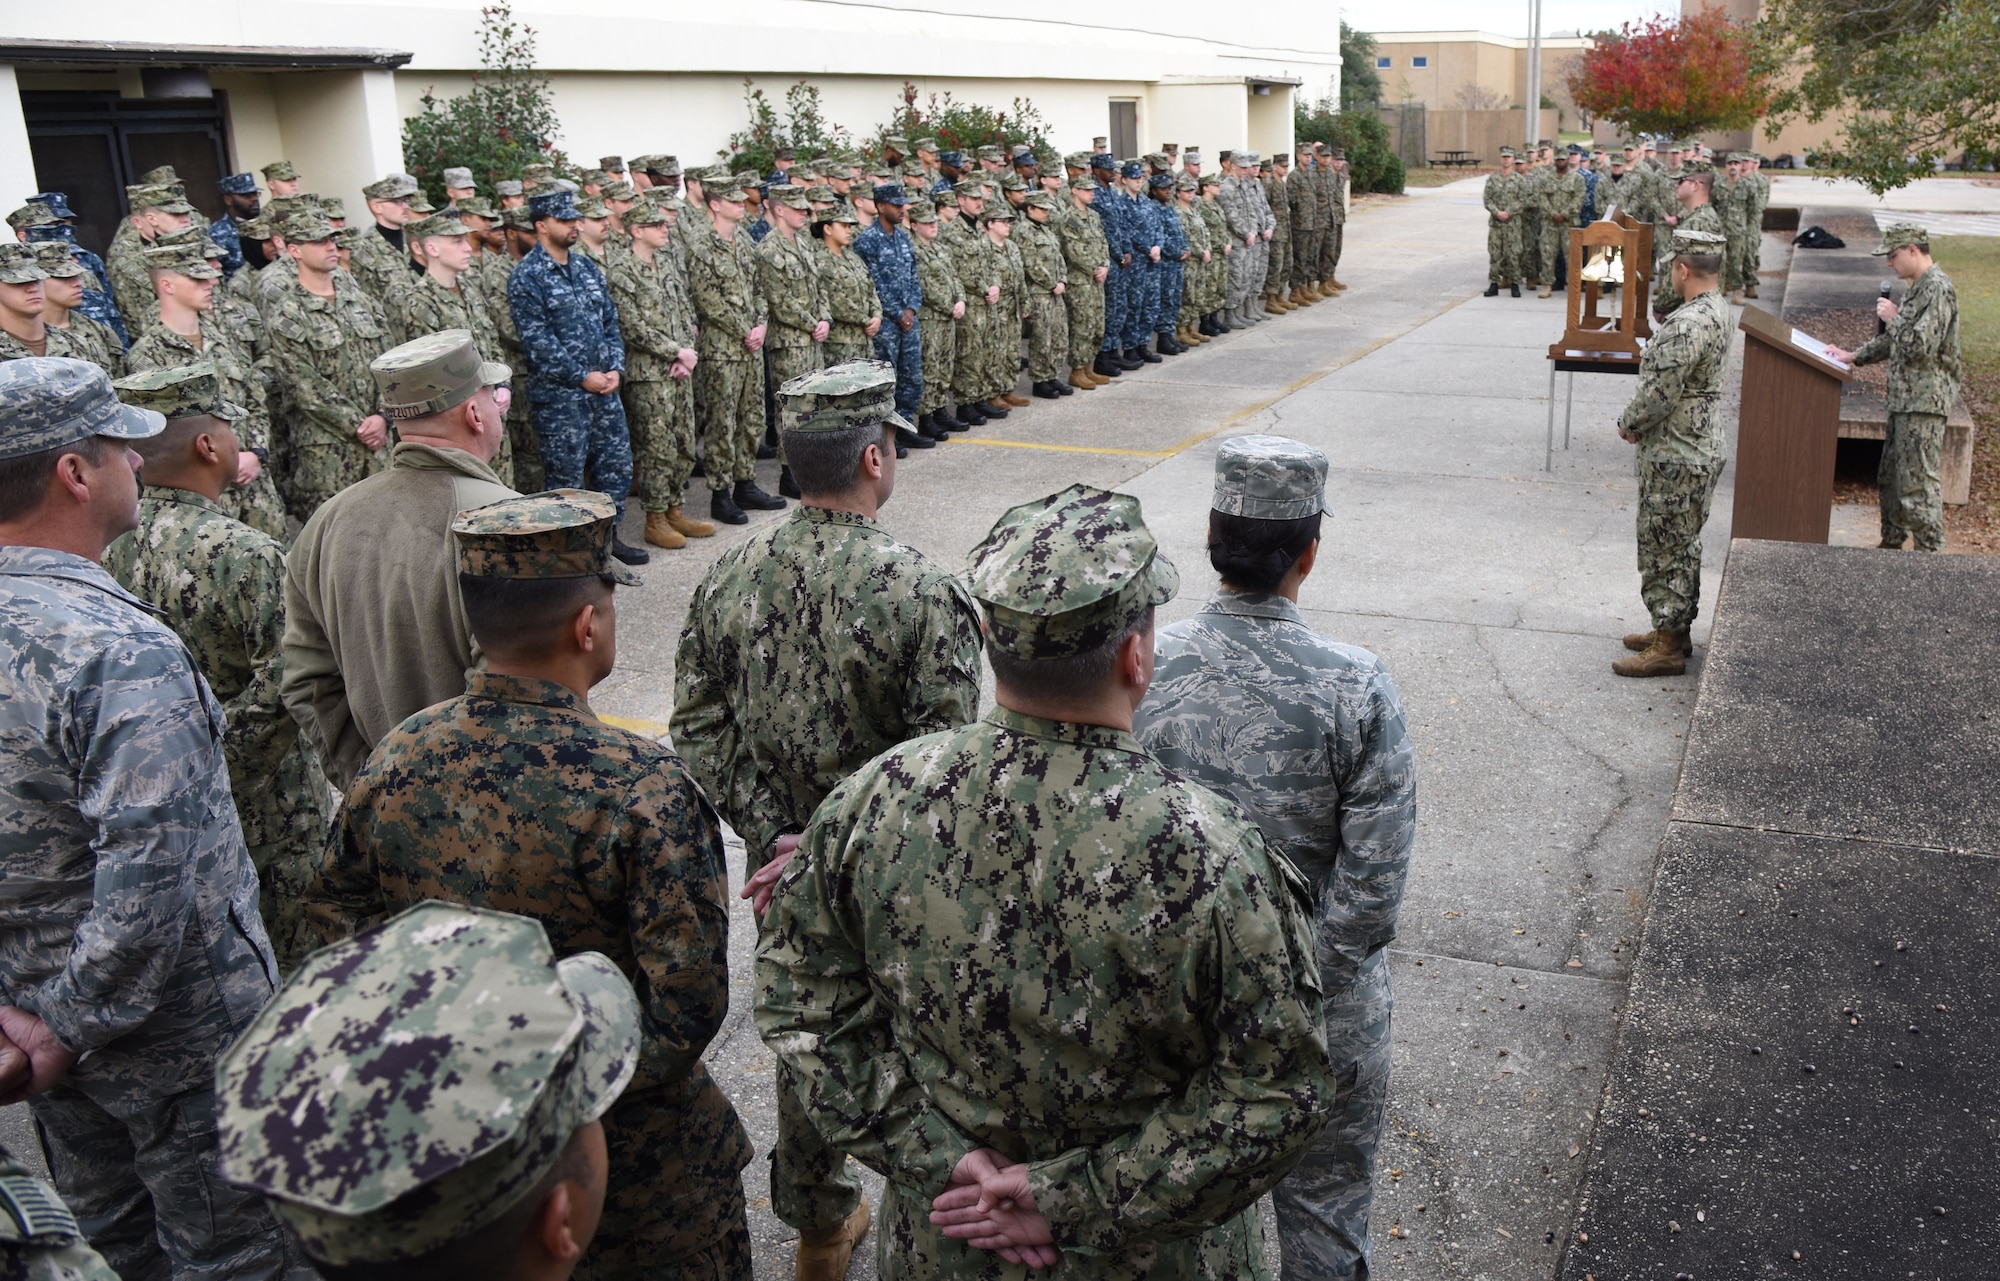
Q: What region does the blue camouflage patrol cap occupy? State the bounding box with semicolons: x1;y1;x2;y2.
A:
1212;434;1330;520
0;358;164;460
215;902;641;1267
453;489;642;587
29;192;77;221
1148;173;1173;189
528;190;582;221
967;484;1179;660
1120;161;1144;179
939;150;964;168
872;183;907;206
777;359;910;436
1090;152;1116;169
216;172;258;196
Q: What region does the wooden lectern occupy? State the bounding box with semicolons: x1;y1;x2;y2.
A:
1733;306;1856;543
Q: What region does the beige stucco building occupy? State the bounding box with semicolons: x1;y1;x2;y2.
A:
1366;31;1594;123
3;1;1337;257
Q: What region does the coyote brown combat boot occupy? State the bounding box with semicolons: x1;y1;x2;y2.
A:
797;1198;871;1281
1622;629;1692;654
643;511;686;549
664;505;716;538
1613;631;1690;677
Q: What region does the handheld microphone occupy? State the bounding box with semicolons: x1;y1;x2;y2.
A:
1879;281;1894;334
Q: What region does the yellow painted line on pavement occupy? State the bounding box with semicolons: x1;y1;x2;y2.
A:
602;712;673;739
951;437;1190;459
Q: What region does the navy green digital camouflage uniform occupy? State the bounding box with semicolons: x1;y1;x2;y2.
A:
1653;200;1721;319
910;205;963;417
1621;263;1732;636
686;211;770;487
674;363;983;1237
757;483;1335;1279
1851;237;1961;551
1135;437;1418;1281
608;217;703;514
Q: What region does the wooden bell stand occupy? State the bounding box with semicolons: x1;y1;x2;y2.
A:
1543;210;1655;471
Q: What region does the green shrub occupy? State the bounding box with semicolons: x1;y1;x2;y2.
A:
400;3;569;205
1295;100;1406;194
719;79;853;176
874;82;1055;167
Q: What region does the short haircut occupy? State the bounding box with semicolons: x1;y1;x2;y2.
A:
310;1125;597;1281
1682;170;1714;192
129;414;225;468
780;421;886;498
458;573;613;657
0;435;109;524
986;606;1154;704
1207;510;1322;592
1676;251;1723;277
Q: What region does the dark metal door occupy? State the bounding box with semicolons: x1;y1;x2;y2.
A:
22;91;231;257
1109;101;1137;161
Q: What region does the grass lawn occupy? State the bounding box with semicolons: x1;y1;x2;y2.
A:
1934;235;2000;552
1401;166;1495;188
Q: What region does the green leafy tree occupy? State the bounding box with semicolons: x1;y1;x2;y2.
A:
720;79;853;175
877;82;1057;169
1759;0;2000;192
401;2;569;205
1341;22;1383;110
1295;98;1406;194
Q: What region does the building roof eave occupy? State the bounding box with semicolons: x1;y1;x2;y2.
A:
0;38;413;70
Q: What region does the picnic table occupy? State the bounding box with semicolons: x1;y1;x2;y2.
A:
1432;150;1479;167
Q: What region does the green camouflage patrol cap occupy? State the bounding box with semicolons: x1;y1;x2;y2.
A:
912;136;940;153
319;194;346;218
777;359;910;436
441;166;476;189
647;155;682;178
1871;222;1929;255
1668;228;1726;256
804;183;839;205
265;193;316;219
599;155;625;173
454;489;642;586
1022;191;1057;212
261;159;298;182
1212;434;1330;520
407;212;472;240
280;210;336;243
361;173;421;201
112;361;246;423
644;189;687;213
967;484;1178;660
1680;158;1714;175
907;199;938;223
456;196;499;220
0;242;50;286
952;179;985;200
126;183;193;214
6;203;59;233
29;242;85;279
0;358;163;459
579;169;612;189
572;196;610;219
334;226;364;249
138;165;180;186
408;191;437;215
1067;174;1098;190
884;135;911;154
768;186;811;212
706;180;749;203
981;202;1015;222
997;171;1027;193
602;180;636;202
976;144;1005;163
815;204;860;226
522;164;556;184
216;901;639;1267
153;226;226;259
502;206;537;231
239;213;275;240
1064;151;1091;170
371;328;511;422
622;201;670;228
1173;174;1197;192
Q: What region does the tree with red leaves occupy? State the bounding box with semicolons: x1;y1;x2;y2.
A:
1568;11;1773;140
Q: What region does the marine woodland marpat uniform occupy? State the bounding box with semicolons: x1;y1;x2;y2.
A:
757;483;1334;1280
102;364;334;974
306;492;752;1281
0;359;300;1281
1619;229;1732;670
1851;224;1962;552
264;210;393;517
674;363;982;1255
1135;436;1418;1281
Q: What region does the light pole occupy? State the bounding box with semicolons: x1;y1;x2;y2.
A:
1526;0;1543;151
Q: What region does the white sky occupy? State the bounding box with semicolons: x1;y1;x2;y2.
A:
1340;0;1678;38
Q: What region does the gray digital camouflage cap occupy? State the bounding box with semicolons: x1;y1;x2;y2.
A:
0;358;164;459
370;328;511;421
215;901;639;1267
1872;222;1929;255
406;212;472;241
1212;434;1331;520
453;488;642;586
0;243;48;285
441;166;475;188
112;361;246;423
776;359;910;436
966;483;1179;660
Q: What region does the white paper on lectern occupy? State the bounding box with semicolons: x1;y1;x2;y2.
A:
1790;327;1850;369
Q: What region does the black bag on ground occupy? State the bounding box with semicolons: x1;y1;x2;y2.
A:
1794;226;1846;249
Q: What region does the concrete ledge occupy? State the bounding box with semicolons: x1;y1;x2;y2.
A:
1561;539;2000;1278
1837;387;1976;504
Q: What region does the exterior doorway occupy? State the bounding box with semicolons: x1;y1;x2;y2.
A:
1108;100;1137;161
22;90;231;256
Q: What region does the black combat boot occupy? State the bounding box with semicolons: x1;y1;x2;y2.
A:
1053;378;1074;395
935;405;969;431
1094;352;1123;378
610;537;650;565
1485;282;1500;297
1131;345;1162;365
734;478;786;510
1033;380;1062;399
957;401;989;425
1509;282;1522;298
895;425;935;450
710;488;748;525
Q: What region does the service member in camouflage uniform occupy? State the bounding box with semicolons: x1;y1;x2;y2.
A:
1220;153;1263;327
0;246;106;370
484;205;546;491
1743;153;1770;298
107;183;195;334
349;172;423;302
674;361;983;1281
1262;156;1295;315
1196;172;1236;329
1057;174;1112;386
1652;162;1722;321
943;182;1007;422
609;200;714;550
0;1143;118;1281
818;206;886;370
1289;150;1325;305
1016;191;1073;400
30;244;123;377
265;209;394;516
1538;154;1586;298
1173;174;1213;346
282;330;518;789
758;482;1335;1280
217;901;641;1277
1483;151;1526;297
756;183;832;486
15;197;128;348
125;243;290;539
305;491;753;1281
1136;436;1418;1281
688;178;786;524
1714;156;1750;301
385;210;514;484
1616;228;1733;677
908;199;970;430
0;357;304;1281
1827;223;1963;553
101;364;334;973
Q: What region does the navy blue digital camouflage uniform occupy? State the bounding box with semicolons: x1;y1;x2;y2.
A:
1125;185;1167;350
207;214;246;277
508;245;633;514
1151;188;1189;341
1092;174;1133;355
853;218;923;421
